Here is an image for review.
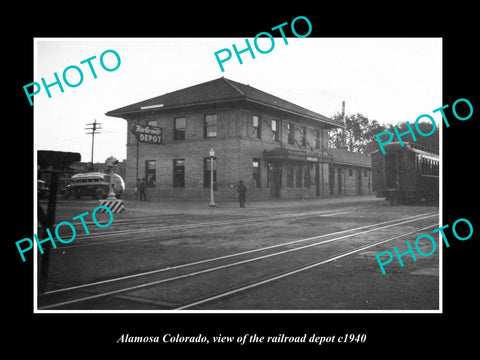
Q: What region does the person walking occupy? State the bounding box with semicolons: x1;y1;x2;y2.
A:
237;180;247;208
139;178;147;201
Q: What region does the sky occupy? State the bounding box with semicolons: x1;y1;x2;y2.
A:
34;37;442;163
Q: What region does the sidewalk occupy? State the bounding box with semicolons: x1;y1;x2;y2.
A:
117;195;384;217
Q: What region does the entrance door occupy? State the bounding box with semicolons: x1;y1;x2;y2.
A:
385;154;397;189
337;168;342;195
329;165;334;195
145;160;156;187
315;163;320;196
270;163;281;198
357;169;362;195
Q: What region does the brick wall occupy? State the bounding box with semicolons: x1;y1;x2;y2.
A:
329;165;373;197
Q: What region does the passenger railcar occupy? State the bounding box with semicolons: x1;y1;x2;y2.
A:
371;142;439;203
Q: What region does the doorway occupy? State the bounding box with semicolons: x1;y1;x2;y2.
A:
337;168;342;195
357;169;362;195
315;163;320;196
329;165;334;196
145;160;156;187
269;163;281;198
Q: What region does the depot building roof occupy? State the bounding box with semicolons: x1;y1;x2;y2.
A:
106;77;343;129
328;148;372;168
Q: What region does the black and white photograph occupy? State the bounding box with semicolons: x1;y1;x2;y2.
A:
6;7;478;356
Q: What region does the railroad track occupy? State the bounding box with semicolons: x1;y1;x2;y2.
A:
51;205;372;249
37;211;439;310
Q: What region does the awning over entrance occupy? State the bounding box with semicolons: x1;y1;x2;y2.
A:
263;147;333;163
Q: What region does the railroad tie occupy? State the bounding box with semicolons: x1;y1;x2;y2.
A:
98;199;126;213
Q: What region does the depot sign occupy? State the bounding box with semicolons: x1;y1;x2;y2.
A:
131;124;163;144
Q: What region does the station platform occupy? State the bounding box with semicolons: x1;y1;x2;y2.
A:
103;195;386;217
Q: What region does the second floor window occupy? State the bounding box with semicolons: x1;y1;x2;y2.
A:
204;114;217;138
252;115;261;139
271;119;279;142
287;122;295;145
301;126;307;147
174;117;186;140
315;129;321;149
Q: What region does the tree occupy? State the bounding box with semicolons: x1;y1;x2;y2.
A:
328;112;387;154
328;113;439;154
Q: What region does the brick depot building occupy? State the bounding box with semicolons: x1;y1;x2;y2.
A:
106;77;372;200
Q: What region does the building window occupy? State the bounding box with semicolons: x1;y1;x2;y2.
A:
301;126;307;147
204;114;217;138
287;122;295;145
174;117;186;141
364;170;367;177
252;115;261;139
349;169;353;176
252;158;261;187
271;119;279;142
145;160;156;187
204;157;217;188
296;164;303;187
286;163;294;187
315;129;321;149
173;159;185;187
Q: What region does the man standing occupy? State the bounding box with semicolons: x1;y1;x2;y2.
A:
139;178;147;201
237;180;247;208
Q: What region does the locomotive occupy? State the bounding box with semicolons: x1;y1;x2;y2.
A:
371;142;439;203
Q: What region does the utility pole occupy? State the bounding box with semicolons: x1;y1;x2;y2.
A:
341;101;347;150
85;120;102;171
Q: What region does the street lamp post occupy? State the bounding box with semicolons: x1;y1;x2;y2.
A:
105;156;119;200
209;148;216;207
